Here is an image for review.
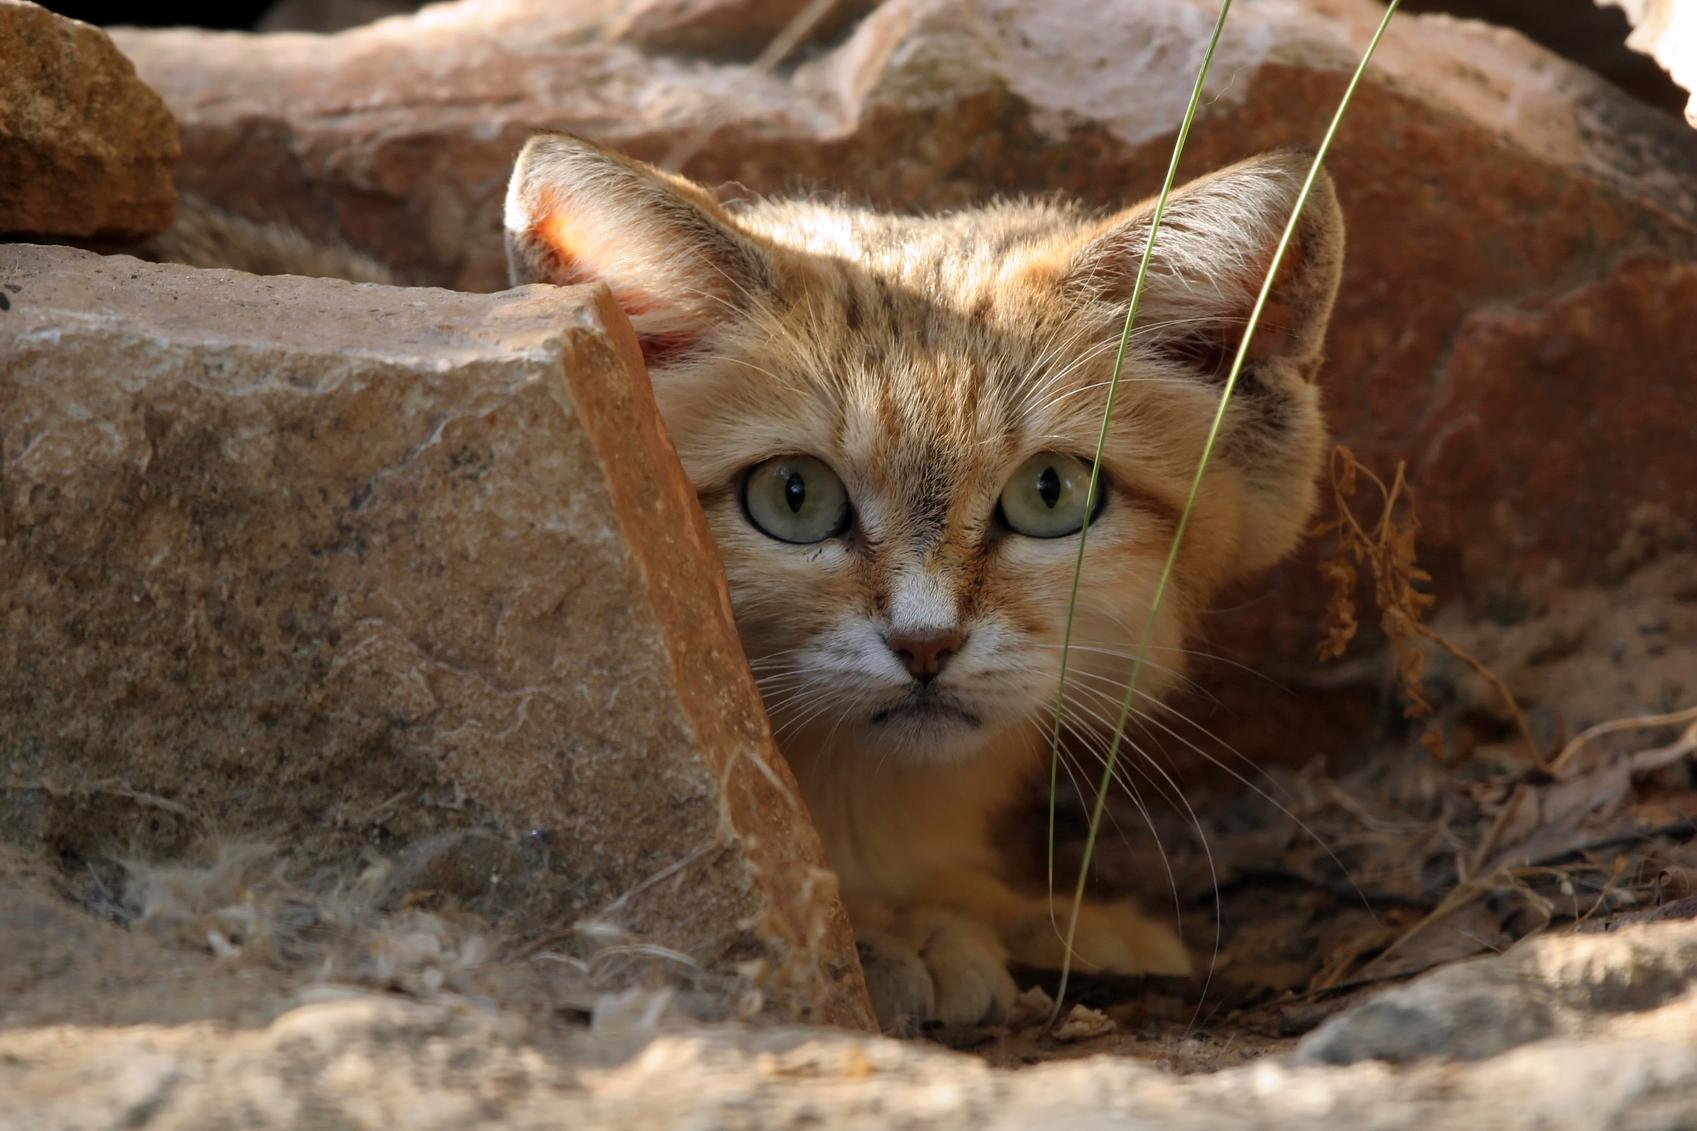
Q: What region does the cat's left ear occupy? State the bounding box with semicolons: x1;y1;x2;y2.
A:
504;133;773;366
1061;151;1345;380
1056;153;1346;577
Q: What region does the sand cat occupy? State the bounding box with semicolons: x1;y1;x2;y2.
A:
502;134;1343;1029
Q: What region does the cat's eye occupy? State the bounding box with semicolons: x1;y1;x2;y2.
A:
998;453;1104;539
742;455;852;544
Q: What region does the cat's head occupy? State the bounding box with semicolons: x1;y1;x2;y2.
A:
506;134;1344;767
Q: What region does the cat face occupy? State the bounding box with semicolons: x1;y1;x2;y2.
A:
506;136;1343;766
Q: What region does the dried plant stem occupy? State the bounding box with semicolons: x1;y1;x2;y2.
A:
1323;448;1542;766
1549;704;1697;775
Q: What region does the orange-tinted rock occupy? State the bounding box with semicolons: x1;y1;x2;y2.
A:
0;0;178;238
111;0;1697;760
0;242;872;1029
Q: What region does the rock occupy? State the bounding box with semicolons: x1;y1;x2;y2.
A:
1605;0;1697;123
257;0;423;33
1299;920;1697;1064
1408;1;1690;118
0;0;179;239
609;0;880;58
5;899;1697;1128
109;0;1697;764
0;243;871;1030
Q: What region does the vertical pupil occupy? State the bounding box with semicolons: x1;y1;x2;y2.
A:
784;471;807;513
1037;465;1061;509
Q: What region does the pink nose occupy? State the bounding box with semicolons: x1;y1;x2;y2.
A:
887;628;967;684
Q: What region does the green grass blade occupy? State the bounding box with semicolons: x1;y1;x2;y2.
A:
1045;0;1234;923
1050;0;1404;1018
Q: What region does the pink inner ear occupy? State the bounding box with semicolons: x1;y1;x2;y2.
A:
636;330;701;369
530;195;604;288
530;193;701;368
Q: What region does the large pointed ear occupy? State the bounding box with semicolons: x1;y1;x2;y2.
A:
1059;153;1346;576
1062;151;1344;383
504;133;773;366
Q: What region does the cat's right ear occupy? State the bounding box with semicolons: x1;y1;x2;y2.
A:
504;133;771;366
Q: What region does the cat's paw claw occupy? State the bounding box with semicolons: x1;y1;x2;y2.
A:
857;911;1018;1031
917;913;1018;1026
858;928;935;1030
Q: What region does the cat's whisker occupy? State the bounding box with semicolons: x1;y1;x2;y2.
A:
1071;625;1303;799
1022;709;1135;850
698;354;806;395
1059;685;1220;975
1018;338;1132;416
1050;696;1186;934
1030;641;1197;687
1096;692;1368;918
1032;640;1210;705
1093;608;1289;689
758;687;834;724
1018;314;1256;426
1057;689;1185;815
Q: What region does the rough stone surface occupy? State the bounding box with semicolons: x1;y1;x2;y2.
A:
609;0;880;58
1407;1;1690;116
257;0;423;33
1606;0;1697;123
110;0;1697;764
0;243;871;1030
1299;920;1697;1064
4;887;1696;1129
0;0;179;238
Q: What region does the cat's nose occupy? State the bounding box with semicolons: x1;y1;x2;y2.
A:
886;627;967;684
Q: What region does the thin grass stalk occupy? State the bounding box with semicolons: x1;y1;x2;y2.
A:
1046;0;1235;914
1050;0;1404;1020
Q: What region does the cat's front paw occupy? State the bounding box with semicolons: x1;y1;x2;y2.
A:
1004;898;1192;977
857;909;1018;1031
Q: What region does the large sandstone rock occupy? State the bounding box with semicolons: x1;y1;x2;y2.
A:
110;0;1697;764
0;1;178;238
0;243;871;1029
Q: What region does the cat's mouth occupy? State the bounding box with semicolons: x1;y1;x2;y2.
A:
869;694;981;728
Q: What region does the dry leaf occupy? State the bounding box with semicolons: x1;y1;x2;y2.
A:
1053;1003;1116;1042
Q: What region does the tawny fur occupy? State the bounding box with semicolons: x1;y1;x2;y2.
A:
505;134;1345;1029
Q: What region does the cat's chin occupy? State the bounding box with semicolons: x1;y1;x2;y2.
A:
859;696;998;765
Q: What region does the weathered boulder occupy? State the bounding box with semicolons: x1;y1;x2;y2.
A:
0;243;871;1029
109;0;1697;763
0;0;178;238
1300;919;1697;1064
1605;0;1697;123
257;0;423;33
608;0;879;57
5;898;1697;1128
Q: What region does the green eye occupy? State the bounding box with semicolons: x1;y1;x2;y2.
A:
742;455;852;544
999;453;1103;538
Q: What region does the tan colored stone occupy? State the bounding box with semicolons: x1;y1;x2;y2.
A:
5;895;1697;1128
1605;0;1697;123
111;0;1697;763
610;0;880;58
0;242;872;1030
0;0;178;238
257;0;423;34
